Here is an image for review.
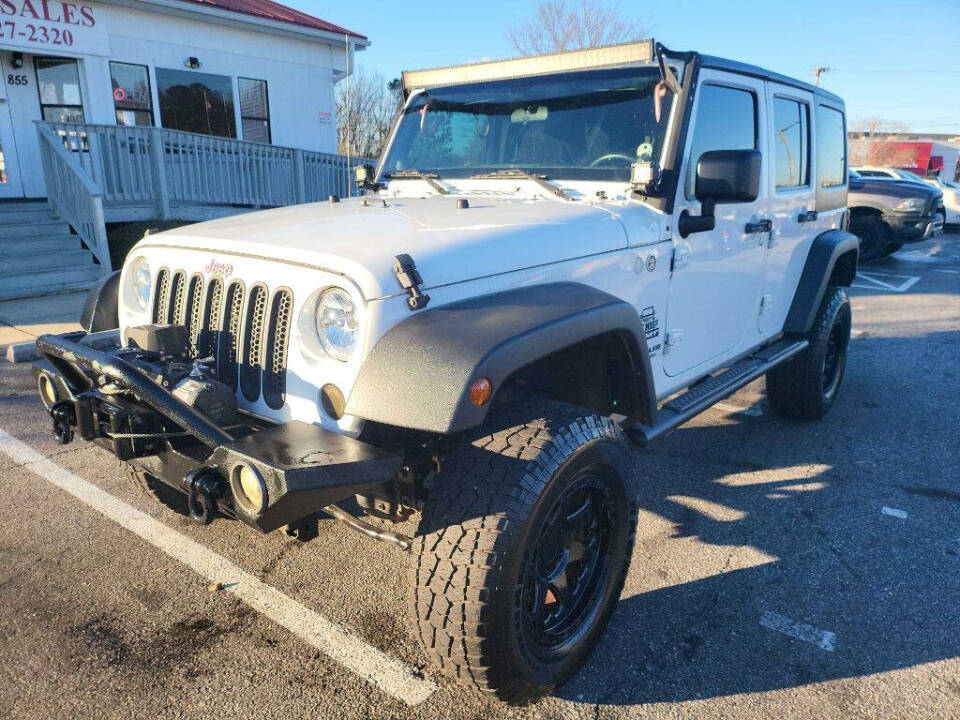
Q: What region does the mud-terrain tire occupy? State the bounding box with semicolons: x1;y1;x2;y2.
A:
122;463;189;515
408;397;638;702
766;287;851;421
850;214;889;263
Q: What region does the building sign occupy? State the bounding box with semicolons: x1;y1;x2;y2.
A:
0;0;109;55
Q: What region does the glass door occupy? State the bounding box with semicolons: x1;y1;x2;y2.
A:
0;77;24;198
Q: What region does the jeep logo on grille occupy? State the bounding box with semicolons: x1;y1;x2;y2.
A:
204;258;234;278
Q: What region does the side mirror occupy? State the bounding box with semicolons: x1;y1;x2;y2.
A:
695;149;761;204
679;149;761;237
354;163;378;191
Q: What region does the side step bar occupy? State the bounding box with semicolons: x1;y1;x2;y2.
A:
627;338;809;446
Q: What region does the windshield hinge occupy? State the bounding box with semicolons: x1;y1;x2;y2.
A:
394;254;431;311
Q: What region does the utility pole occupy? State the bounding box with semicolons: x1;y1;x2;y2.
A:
811;66;832;86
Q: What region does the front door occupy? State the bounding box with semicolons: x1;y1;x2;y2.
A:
663;70;769;378
0;70;24;198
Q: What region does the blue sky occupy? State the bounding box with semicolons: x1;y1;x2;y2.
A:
296;0;959;134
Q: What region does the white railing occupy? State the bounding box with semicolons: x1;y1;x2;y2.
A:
40;122;371;218
36;123;111;272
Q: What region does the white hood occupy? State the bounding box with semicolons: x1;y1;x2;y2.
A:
136;195;635;300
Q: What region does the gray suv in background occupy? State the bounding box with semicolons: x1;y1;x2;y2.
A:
848;169;943;261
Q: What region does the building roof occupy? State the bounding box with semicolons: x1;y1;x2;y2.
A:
180;0;366;39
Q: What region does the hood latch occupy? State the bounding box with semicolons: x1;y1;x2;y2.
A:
394;254;431;311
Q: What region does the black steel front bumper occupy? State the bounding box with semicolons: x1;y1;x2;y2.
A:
32;332;402;533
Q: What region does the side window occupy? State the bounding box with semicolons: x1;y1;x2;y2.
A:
815;105;846;188
773;97;809;189
685;84;757;198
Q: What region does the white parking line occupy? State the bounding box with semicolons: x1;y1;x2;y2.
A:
759;610;836;652
851;271;921;293
0;430;437;706
881;506;908;520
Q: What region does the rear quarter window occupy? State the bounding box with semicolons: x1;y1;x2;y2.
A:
816;105;846;188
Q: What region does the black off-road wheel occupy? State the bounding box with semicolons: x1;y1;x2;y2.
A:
850;214;889;263
408;397;638;702
766;287;851;420
122;463;189;515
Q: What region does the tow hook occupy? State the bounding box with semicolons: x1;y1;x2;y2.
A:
50;401;75;445
184;468;223;525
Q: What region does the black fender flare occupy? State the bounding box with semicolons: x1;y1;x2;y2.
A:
344;282;656;434
783;229;859;334
80;270;121;332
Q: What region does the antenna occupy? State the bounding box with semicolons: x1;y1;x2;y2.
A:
345;33;352;195
811;66;832;86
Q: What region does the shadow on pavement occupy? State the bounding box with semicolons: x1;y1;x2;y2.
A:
562;330;960;705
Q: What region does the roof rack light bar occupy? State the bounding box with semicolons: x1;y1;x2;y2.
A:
402;39;656;91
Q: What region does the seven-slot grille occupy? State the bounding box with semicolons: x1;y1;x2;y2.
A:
152;268;293;410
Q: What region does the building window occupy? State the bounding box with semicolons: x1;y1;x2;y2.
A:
111;62;154;126
685;84;757;198
34;57;85;124
156;68;236;138
239;77;271;143
773;97;810;189
815;105;846;188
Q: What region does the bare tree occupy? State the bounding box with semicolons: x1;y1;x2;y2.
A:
336;67;404;160
848;117;913;166
505;0;649;56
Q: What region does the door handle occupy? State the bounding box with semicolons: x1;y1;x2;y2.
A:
745;219;772;234
798;210;818;223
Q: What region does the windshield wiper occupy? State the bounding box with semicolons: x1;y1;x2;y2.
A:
383;169;450;195
470;169;573;201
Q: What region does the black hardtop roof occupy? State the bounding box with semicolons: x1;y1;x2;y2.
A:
700;54;844;106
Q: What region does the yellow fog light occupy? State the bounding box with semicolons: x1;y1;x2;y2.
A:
230;463;266;515
38;374;59;407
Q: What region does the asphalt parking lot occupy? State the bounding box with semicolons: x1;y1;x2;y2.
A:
1;233;958;720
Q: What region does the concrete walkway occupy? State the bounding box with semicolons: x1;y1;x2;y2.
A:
0;291;85;362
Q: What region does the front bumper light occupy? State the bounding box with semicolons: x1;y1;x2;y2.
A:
315;287;360;361
894;197;926;213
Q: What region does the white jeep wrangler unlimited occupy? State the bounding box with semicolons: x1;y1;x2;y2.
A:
32;41;858;701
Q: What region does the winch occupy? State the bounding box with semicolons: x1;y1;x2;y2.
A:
122;323;238;427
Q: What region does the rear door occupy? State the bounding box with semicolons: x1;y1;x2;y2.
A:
758;83;816;335
663;70;769;378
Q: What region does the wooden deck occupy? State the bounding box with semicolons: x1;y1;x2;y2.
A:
36;121;371;272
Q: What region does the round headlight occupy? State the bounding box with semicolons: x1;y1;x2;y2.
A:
315;287;359;361
131;257;151;310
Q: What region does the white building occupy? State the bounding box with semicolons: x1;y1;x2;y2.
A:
0;0;367;199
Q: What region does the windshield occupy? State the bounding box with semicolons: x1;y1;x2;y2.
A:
381;67;672;182
896;169;927;183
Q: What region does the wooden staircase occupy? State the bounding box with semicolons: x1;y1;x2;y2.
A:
0;201;104;301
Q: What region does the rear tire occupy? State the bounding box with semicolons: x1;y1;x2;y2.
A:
408;397;638;702
850;214;889;263
766;287;851;421
122;463;189;515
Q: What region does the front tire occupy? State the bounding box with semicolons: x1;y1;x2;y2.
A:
850;214;889;263
122;463;189;515
881;240;904;257
408;398;638;702
766;287;851;420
